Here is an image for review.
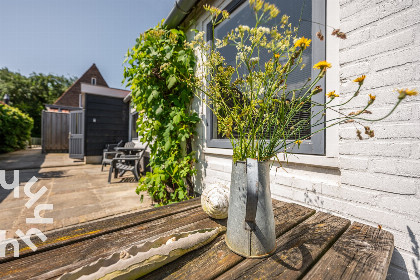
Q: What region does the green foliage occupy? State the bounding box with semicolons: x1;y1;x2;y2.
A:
124;23;199;206
0;103;34;153
188;0;409;162
0;68;77;137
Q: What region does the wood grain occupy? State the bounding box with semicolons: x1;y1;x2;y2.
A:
302;222;394;280
140;200;315;280
0;205;209;279
216;212;350;280
0;198;201;262
0;198;394;280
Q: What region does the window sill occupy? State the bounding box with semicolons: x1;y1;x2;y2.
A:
203;147;339;169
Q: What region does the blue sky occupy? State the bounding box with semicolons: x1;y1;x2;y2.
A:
0;0;175;89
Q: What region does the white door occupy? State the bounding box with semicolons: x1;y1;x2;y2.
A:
69;110;84;159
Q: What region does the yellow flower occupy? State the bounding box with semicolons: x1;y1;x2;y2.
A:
326;90;339;98
294;37;311;49
353;75;366;85
269;5;280;18
397;88;419;99
274;53;280;59
295;140;302;144
368;94;376;105
313;60;332;70
222;10;229;19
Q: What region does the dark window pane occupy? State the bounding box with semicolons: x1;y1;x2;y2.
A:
212;0;314;141
131;113;139;140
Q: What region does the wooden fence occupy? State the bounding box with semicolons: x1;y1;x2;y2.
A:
41;111;70;153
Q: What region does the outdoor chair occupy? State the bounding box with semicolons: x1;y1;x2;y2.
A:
108;143;148;183
101;140;124;171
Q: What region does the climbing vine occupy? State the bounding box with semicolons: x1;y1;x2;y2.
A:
123;22;199;205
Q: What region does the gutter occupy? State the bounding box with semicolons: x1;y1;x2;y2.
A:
123;93;131;103
163;0;201;29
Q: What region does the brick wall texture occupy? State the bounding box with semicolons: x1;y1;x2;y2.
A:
54;64;108;107
336;1;420;279
190;0;420;279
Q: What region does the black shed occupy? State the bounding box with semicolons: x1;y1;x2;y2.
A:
68;83;130;163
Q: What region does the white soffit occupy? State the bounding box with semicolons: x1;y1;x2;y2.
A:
81;83;130;99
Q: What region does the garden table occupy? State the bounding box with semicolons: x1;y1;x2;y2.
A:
0;198;394;279
114;146;145;155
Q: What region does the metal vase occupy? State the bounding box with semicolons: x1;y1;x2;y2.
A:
225;159;276;258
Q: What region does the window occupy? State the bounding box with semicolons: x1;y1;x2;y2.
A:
91;77;96;85
206;0;326;155
130;112;139;141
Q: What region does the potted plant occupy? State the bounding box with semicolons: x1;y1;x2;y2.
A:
183;0;416;257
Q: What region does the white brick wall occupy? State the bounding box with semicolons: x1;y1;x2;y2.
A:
337;1;420;278
186;0;420;279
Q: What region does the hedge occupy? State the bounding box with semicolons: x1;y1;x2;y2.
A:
0;103;33;153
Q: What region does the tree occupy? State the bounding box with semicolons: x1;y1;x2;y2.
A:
0;68;77;137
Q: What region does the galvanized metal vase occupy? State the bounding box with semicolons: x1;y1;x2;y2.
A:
225;159;276;258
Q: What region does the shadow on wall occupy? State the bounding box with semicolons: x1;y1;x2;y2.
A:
304;188;325;210
193;130;208;195
408;226;420;279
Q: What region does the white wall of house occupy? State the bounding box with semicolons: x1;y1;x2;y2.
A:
183;0;420;279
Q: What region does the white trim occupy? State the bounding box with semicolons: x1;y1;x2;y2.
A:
91;77;96;85
203;147;339;168
325;0;340;159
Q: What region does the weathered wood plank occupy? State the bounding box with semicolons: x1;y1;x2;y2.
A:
302;222;394;280
0;198;201;262
216;212;350;280
0;204;210;279
141;200;315;280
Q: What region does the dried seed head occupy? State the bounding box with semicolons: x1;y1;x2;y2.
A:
316;31;324;41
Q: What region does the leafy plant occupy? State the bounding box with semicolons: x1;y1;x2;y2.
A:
124;23;199;205
186;0;417;162
0;68;77;137
0;103;34;153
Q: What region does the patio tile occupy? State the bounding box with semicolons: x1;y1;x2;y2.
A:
0;149;153;238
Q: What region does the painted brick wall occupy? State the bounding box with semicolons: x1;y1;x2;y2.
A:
337;1;420;279
187;0;420;279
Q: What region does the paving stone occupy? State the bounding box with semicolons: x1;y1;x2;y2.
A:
0;149;153;237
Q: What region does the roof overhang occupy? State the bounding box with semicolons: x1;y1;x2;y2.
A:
81;83;130;99
44;104;81;111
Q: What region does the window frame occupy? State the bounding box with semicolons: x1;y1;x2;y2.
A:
205;0;326;155
129;111;139;141
91;77;96;85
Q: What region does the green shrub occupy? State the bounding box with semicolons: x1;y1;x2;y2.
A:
124;24;199;205
0;103;34;153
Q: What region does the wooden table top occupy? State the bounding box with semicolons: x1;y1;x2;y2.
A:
114;147;145;151
0;198;394;280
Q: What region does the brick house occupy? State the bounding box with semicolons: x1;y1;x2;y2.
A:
43;64;130;162
162;0;420;279
45;63;108;112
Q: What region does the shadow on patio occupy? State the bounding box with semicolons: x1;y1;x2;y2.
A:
0;148;152;239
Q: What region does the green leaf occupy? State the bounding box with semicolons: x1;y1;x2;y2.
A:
173;114;181;124
164;139;171;151
167;75;177;89
147;90;159;103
